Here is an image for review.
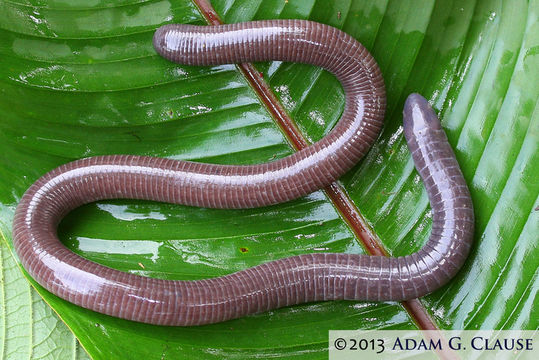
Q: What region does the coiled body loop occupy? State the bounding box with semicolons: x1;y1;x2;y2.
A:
12;20;473;326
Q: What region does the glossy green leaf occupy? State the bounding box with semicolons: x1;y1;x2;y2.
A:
0;0;537;359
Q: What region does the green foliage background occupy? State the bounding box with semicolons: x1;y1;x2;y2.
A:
0;0;537;359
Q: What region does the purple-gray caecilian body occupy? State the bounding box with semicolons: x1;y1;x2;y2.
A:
12;20;473;326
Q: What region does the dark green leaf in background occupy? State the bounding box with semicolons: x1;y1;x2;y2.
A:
0;0;537;359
